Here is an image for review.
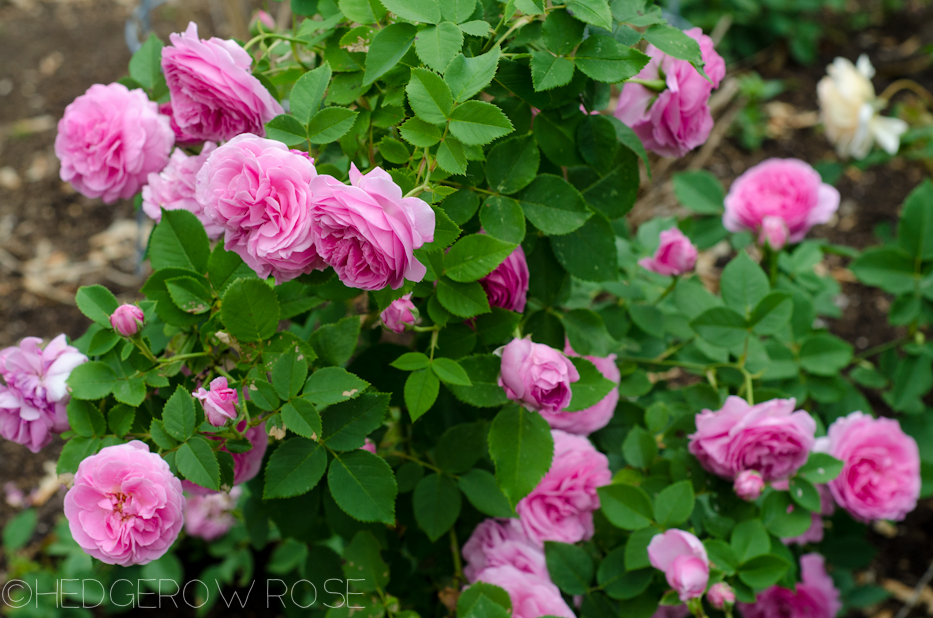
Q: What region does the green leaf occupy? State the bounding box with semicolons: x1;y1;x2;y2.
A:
67;361;117;400
609;116;650;177
577;114;620;174
533;110;584;166
378;136;411;163
87;328;121;356
796;452;844;483
485;134;540;195
625;526;661;570
437;276;490;317
363;23;418;85
57;436;100;474
3;508;37;552
690;307;748;347
108;404;135;437
622;426;658;469
328;449;398;523
75;285;119;328
290;63;333;124
404;369;440;421
545;541;594;595
531;52;576;91
407;67;453;125
445;47;501;102
437;137;468;175
448;101;514;146
748;292;793;335
207;243;257;294
272;352;309;401
128;35;164;91
788;477;821;512
721;252;770;316
176;436;220;491
488;405;554;508
415;23;464;73
67;399;106;438
265;114;308;146
459;583;513;616
517;174;591;235
264;438;327;499
459;20;491;36
391;352;432;371
321;392;388;450
441;0;476;22
281;398;322;439
653;480;695;526
162;385;196;442
642;25;707;78
150;209;210;273
342;531;390;591
165;276;212;314
442;188;481;225
704;539;739;575
567;356;616;411
731;519;770;563
850;248;917;294
566;0;613;29
899;179;933;260
445;234;517;282
308;107;359;143
550;214;619;281
458;468;515;517
573;34;648;82
598;483;654;530
446;354;509;407
221;279;280;343
338;0;386;24
672;170;724;214
799;333;853;376
480;196;526;244
413;473;462;541
309;314;361;366
378;0;440;23
738;555;791;590
563;308;613;357
399;116;444;146
543;9;585;56
599;554;653;600
304;367;370;405
249;379;280;411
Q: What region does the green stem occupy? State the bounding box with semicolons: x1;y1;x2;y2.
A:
429;330;440;360
385;450;443;474
852;336;910;363
243;32;308;52
159;352;210;364
652;276;679;306
450;527;464;583
131;336;158;364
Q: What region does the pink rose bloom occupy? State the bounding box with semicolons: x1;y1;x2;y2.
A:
638;228;698;276
0;335;87;453
479;245;529;313
498;338;580;415
647;529;710;601
196;134;326;283
784;485;835;546
56;83;174;204
614;28;726;157
185;486;241;541
381;294;418;333
142;142;223;239
361;438;377;454
740;554;841;618
194;377;239;427
734;470;765;501
538;341;619;435
759;215;790;251
161;22;283;142
516;430;611;545
159;101;201;146
183;422;268;495
309;164;435;291
110;304;145;337
723;159;840;245
688;396;816;482
815;411;920;522
473;566;576;618
462;518;549;582
709;583;736;609
64;441;184;566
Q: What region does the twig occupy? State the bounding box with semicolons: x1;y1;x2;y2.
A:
894;561;933;618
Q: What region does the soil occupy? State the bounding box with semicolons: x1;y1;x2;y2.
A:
0;0;931;615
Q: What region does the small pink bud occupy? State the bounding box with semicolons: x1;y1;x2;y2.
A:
708;582;735;609
380;294;418;333
194;377;239;427
110;304;145;337
759;215;789;250
638;228;698;276
734;470;765;501
361;438;377;454
250;10;275;30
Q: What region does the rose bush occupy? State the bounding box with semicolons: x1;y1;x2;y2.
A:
2;3;931;617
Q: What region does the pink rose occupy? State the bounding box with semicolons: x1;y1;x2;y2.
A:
309;164;435;291
196;134;326;283
185;486;241;541
734;470;765;501
55;83;174;204
816;411;920;522
516;430;611;545
194;377;239;427
740;554;841;618
183;421;268;495
614;28;725;157
783;485;835;546
709;583;736;609
647;529;710;601
251;10;276;31
159;101;201;146
473;566;576;618
537;341;619;435
723;159;840;245
497;338;580;415
380;294;418;333
110;304;145;337
759;215;790;251
462;518;549;582
638;228;698;276
479;245;529;313
142;142;223;239
361;438;377;454
688;396;816;482
0;335;87;453
161;22;283;142
64;441;184;566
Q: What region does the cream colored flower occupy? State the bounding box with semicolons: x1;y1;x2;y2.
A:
817;55;907;159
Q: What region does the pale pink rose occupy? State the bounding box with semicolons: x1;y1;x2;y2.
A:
648;529;710;601
497;338;580;415
614;28;725;157
759;215;790;251
110;304;145;337
740;554;841;618
361;438;377;454
55;83;174;204
0;335;87;453
538;341;619;435
734;470;765;501
309;164;435;291
473;566;576;618
723;159;840;245
142;142;223;239
688;396;816;482
515;430;611;545
815;411;919;522
709;583;736;609
462;518;549;582
194;377;239;427
185;486;241;541
479;245;529;313
381;294;418;333
783;485;835;546
161;22;283;142
64;441;184;566
638;228;698;276
196;134;326;283
183;422;268;495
